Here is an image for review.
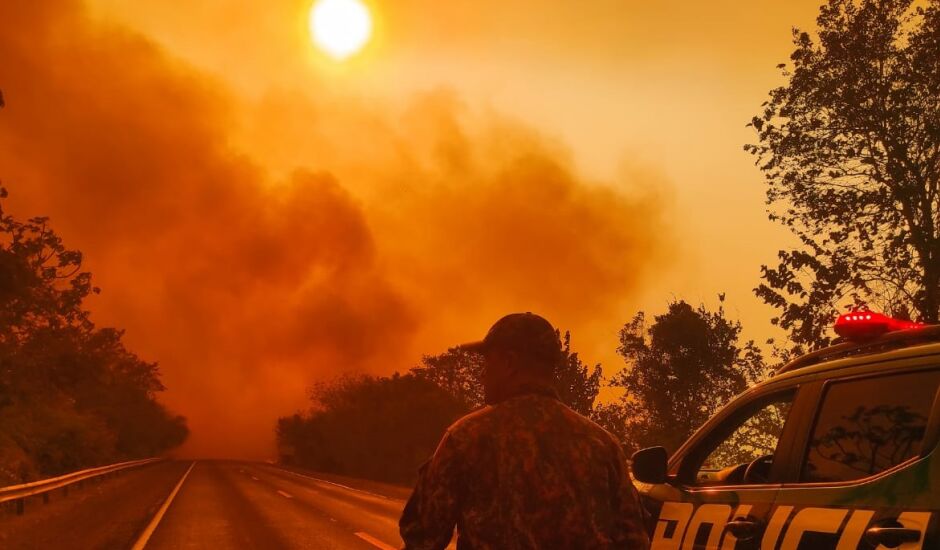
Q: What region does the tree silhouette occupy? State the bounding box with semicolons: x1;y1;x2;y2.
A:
411;330;602;414
702;399;792;473
410;347;485;410
278;329;604;483
276;374;466;484
554;331;603;416
747;0;940;350
600;298;768;454
0;186;186;482
806;404;927;481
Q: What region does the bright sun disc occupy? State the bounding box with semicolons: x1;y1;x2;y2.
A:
309;0;372;60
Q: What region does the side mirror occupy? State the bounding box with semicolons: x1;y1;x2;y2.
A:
631;446;668;484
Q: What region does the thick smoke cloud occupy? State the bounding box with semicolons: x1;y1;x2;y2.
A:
0;0;672;457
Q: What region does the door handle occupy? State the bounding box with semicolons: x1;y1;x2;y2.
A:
724;517;764;541
864;526;921;548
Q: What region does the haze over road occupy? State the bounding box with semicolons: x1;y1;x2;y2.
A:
0;461;441;550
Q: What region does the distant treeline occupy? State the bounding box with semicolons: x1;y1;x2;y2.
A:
277;303;768;485
0;187;187;484
276;333;602;485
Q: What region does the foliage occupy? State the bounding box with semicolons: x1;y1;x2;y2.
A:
410;330;602;414
410;347;485;410
278;330;603;484
746;0;940;349
701;398;792;472
276;374;466;484
808;404;926;479
0;186;187;483
555;331;604;416
601;298;768;454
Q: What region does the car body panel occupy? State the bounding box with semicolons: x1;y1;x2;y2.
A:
638;340;940;549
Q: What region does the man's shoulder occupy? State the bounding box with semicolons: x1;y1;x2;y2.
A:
441;397;541;442
445;396;621;450
445;404;498;438
553;401;623;449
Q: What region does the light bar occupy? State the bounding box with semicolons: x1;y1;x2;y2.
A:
834;311;924;341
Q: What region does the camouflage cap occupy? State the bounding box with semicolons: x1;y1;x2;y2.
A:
462;312;561;363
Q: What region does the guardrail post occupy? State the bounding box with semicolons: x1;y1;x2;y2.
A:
15;498;23;515
42;492;49;504
63;485;69;497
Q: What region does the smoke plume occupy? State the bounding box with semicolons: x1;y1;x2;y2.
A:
0;0;672;457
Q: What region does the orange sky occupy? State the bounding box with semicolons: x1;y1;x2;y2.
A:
0;0;825;458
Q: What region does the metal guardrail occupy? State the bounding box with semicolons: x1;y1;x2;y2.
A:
0;457;162;514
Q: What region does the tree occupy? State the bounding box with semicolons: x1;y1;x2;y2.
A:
278;330;605;483
555;331;603;416
1;183;97;410
746;0;940;350
275;373;466;484
411;330;602;414
410;347;485;410
0;186;95;347
602;298;767;454
808;404;926;479
0;185;187;481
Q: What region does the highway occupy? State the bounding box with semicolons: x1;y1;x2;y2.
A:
0;460;442;550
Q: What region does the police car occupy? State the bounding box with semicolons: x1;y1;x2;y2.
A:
630;312;940;550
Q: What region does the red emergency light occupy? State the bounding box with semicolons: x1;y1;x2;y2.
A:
834;311;924;341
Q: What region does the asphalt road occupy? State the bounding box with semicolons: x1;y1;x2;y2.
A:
0;460;447;550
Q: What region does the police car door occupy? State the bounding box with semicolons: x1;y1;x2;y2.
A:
764;362;940;550
644;386;806;550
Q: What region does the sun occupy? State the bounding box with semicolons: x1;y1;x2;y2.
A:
309;0;373;60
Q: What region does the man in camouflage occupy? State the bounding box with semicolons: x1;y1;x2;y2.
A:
400;312;650;549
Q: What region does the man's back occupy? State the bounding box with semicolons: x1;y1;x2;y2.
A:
400;393;649;550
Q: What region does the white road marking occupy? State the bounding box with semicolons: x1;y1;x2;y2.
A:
354;532;397;550
330;518;338;522
271;466;397;501
277;490;293;499
130;461;196;550
251;476;259;481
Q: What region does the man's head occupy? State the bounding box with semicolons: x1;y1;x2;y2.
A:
462;312;561;404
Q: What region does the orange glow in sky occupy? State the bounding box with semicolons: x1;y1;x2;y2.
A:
1;0;824;458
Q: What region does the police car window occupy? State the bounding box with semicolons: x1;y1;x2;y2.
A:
802;369;940;483
692;393;793;486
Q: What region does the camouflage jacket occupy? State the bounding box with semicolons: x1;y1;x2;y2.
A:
399;392;650;550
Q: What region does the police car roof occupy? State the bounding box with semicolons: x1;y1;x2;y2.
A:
772;325;940;381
